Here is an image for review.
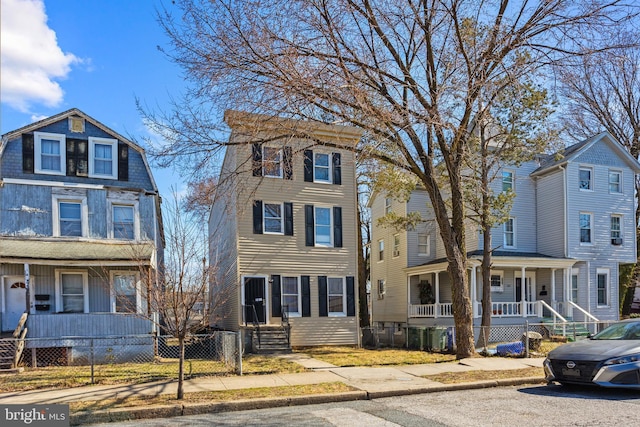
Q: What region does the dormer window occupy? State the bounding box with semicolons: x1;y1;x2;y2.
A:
89;137;118;179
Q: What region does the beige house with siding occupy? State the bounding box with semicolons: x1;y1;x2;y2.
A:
209;111;361;349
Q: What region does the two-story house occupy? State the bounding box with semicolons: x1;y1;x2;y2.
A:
209;111;361;349
0;109;163;365
370;132;640;338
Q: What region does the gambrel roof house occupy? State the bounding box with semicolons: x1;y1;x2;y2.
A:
209;111;361;351
370;132;640;342
0;109;164;368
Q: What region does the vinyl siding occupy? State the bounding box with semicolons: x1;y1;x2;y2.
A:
536;169;565;257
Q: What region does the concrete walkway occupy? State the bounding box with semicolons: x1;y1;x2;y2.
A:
0;355;545;405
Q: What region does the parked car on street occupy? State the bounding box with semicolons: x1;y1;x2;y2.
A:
544;319;640;389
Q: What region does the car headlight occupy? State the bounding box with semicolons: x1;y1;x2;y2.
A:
603;354;640;365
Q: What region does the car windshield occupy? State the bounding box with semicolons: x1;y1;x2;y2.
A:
592;321;640;340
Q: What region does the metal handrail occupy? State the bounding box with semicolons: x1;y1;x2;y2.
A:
251;304;260;347
567;300;599;324
539;300;568;335
281;304;291;345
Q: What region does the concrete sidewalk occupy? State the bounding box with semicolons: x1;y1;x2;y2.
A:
0;355;545;405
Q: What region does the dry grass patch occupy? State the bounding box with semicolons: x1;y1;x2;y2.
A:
69;382;354;412
0;355;305;393
425;367;544;384
298;346;456;367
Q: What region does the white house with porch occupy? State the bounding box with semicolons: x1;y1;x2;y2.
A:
370;133;640;338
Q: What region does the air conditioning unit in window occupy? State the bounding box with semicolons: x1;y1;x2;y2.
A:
393;250;400;257
612;238;623;246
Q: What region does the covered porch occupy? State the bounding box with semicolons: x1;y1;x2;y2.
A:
406;252;580;323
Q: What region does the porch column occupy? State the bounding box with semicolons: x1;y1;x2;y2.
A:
521;266;526;318
551;268;557;310
434;272;440;318
24;263;31;314
471;265;477;318
565;268;571;317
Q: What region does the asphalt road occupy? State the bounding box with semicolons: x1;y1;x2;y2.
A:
85;384;640;427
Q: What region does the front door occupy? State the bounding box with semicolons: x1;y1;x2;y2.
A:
244;277;266;324
3;277;27;332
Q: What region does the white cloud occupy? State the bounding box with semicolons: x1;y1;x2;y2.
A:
0;0;79;111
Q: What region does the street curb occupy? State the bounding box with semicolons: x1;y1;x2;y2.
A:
70;378;545;425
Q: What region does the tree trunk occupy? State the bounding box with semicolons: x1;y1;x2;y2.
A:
357;203;370;327
177;336;185;400
479;227;492;349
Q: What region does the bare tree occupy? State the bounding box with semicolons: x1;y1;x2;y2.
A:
148;0;634;358
558;28;640;315
145;192;212;400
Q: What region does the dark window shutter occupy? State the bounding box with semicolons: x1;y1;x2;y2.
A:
333;206;342;248
77;139;88;176
304;205;314;246
301;276;311;317
332;152;341;185
303;149;313;182
66;139;76;176
318;276;328;317
118;142;128;181
22;134;34;174
271;275;282;317
284;202;294;236
252;143;262;176
283;146;293;179
346;276;356;316
253;200;263;234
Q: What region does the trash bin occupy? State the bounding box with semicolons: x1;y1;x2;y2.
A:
408;327;428;350
430;327;448;352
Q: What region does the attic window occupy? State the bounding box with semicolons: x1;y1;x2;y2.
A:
69;117;85;133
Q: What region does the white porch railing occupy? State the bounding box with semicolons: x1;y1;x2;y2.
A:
476;301;540;317
408;303;454;318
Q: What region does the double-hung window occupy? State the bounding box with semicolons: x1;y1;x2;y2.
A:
393;234;400;257
490;271;503;292
56;270;88;313
504;218;515;248
502;171;514;192
59;201;82;237
314;206;332;246
418;233;430;256
328;277;346;316
378;239;384;261
263;146;282;178
264;203;283;234
89;137;118;179
313;153;331;183
597;269;609;306
385;198;392;214
579;167;592;190
609;170;622;193
113;205;135;239
611;215;622;244
579;213;592;244
281;276;301;316
34;132;65;175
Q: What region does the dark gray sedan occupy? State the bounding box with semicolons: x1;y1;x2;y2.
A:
544;319;640;389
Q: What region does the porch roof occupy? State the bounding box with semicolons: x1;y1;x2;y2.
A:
405;250;576;274
0;237;156;266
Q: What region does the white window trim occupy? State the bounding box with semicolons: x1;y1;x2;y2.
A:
571;268;579;303
502;170;514;192
579;212;593;245
610;214;623;242
377;279;385;299
262;146;283;178
34;131;66;176
503;217;516;248
108;200;140;240
579;166;593;191
314;205;333;247
263;202;284;235
110;271;143;314
417;232;430;256
377;238;384;262
55;270;89;313
313;152;332;184
596;268;610;308
384;198;392;215
281;276;302;317
89;137;118;179
608;169;623;194
52;194;88;237
490;270;504;293
327;277;347;317
392;234;400;258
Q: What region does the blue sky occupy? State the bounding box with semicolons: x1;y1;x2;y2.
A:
0;0;186;196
